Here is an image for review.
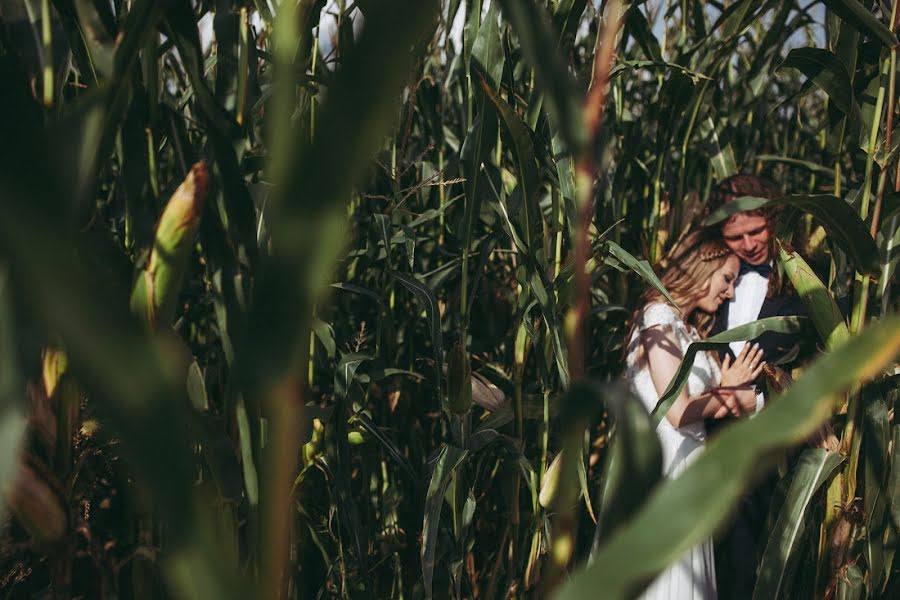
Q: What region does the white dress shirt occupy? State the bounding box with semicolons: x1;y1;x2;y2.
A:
725;263;771;414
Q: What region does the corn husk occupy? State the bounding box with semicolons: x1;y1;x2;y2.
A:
539;452;563;509
446;341;472;415
130;162;209;328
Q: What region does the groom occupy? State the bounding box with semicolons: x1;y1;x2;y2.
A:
706;174;810;598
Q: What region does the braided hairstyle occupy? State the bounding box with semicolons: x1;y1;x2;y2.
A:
624;232;735;361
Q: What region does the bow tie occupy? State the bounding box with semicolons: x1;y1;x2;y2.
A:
739;261;773;277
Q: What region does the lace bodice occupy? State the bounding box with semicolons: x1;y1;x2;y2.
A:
624;302;722;448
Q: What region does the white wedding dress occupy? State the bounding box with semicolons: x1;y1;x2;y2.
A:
624;302;720;600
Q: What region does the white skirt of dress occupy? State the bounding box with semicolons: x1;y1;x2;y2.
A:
639;432;717;600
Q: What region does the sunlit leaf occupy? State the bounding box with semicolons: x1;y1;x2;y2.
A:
559;317;900;600
822;0;899;48
704;194;879;275
753;449;844;600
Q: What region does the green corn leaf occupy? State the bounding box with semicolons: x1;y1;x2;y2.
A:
704;194;879;275
96;0;171;189
551;130;578;239
822;0;899;49
463;0;484;69
497;0;585;156
311;318;337;360
777;47;857;115
756;155;844;180
753;449;844;600
861;383;890;589
422;445;468;599
700;115;737;179
466;428;517;454
625;5;662;62
651;316;808;423
488;177;570;387
459;105;499;248
888;424;900;531
605;241;677;307
234;395;259;508
779;244;850;350
73;0;116;77
350;411;417;481
480;79;543;257
559;316;900;600
49;94;106;217
578;444;598;524
335;353;372;401
655;73;695;158
392;272;444;402
330;282;381;303
374;213;393;271
470;0;504;90
719;0;757;39
212;0;240;114
552;0;588;51
186;360;209;412
608;59;713;82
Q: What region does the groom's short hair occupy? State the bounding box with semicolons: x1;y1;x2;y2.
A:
708;173;781;223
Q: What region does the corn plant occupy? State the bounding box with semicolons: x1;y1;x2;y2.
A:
0;1;898;599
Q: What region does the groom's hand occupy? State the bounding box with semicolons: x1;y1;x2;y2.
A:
711;387;758;418
720;342;765;387
711;389;741;418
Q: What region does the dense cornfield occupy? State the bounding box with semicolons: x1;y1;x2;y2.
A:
1;0;899;598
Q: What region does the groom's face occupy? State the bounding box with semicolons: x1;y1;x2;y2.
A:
721;213;771;265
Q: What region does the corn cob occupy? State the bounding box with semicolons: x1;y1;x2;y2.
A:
539;452;563;509
446;341;472;415
130;162;209;329
41;348;81;474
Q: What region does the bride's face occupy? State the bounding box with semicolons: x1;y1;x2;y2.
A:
696;255;740;313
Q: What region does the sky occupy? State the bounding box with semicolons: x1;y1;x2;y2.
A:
308;1;826;63
196;1;826;70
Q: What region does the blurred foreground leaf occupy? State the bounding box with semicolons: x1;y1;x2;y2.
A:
558;316;900;600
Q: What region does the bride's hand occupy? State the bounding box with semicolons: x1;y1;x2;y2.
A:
711;388;759;418
720;343;765;388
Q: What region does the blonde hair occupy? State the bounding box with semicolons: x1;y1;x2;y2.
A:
625;233;734;349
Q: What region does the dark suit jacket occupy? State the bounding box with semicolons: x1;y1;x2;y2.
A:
708;284;814;598
708;290;811;367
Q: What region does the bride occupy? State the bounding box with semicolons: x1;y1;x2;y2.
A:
624;233;764;599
